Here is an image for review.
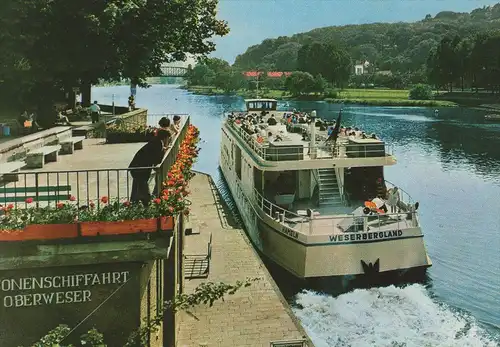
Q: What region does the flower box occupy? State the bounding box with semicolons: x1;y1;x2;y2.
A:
0;223;78;241
80;216;174;237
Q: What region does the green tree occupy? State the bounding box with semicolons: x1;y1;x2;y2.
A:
426;35;461;91
409;84;433;100
213;68;245;93
185;64;215;86
0;0;229;122
312;74;327;94
284;71;315;96
297;42;352;87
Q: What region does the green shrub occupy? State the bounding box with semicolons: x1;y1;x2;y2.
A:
409;84;433;100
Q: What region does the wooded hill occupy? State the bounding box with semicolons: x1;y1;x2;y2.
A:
234;3;500;73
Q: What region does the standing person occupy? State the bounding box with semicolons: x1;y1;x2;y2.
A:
170;115;181;135
129;130;171;205
387;186;401;213
89;101;101;124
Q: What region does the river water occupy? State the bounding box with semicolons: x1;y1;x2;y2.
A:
93;85;500;347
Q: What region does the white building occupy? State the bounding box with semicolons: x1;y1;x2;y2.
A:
354;61;370;75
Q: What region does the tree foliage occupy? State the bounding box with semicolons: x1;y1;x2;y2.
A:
233;3;500;75
297;42;352;87
0;0;229;112
409;84;433;100
426;30;500;92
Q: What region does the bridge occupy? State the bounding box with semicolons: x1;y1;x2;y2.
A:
160;66;189;77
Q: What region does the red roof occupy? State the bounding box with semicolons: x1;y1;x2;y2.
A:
243;71;292;78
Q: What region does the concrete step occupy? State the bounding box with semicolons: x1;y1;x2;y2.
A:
319;196;343;203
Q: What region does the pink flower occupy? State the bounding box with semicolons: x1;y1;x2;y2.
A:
25;198;33;204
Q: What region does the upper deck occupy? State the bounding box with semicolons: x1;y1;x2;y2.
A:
223;106;396;171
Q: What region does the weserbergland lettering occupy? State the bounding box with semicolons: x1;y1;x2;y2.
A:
1;271;129;308
329;230;403;242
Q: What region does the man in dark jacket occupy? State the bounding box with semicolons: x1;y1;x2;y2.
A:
129;129;170;205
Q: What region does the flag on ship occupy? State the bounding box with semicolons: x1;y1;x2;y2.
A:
326;108;342;145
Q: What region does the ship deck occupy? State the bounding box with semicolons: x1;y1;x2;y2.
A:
227;110;390;162
284;200;414;236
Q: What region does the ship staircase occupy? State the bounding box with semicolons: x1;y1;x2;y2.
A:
318;168;344;207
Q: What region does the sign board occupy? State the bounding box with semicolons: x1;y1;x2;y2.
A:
270;340;306;347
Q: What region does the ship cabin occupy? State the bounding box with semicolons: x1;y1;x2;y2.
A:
245;99;278;112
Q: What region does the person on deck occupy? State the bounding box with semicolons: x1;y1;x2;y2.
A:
267;114;277;126
387;186;401;213
129;130;171;205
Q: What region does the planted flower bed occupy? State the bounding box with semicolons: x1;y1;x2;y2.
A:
106;124;157;143
0;124;201;241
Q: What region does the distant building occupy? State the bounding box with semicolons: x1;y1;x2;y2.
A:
354;61;370;75
243;71;292;78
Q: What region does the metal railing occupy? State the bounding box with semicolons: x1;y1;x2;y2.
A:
247;184;418;236
225;119;393;162
252;188;309;234
0;116;190;210
385;179;414;206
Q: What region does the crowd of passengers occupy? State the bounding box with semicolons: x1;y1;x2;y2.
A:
228;109;379;144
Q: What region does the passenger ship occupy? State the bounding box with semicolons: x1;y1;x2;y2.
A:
219;98;432;280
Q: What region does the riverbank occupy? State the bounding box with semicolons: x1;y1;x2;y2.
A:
183;85;458;107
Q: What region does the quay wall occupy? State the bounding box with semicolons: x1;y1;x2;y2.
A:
175;172;314;347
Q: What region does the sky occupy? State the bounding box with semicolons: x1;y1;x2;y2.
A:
211;0;500;64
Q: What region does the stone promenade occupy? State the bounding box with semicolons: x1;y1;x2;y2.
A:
176;173;313;347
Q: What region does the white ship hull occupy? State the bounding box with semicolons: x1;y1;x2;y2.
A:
220;160;431;279
219;102;432;280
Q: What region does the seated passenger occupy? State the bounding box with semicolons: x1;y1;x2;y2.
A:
267;114;277;126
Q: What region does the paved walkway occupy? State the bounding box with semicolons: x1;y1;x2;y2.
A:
176;173;312;347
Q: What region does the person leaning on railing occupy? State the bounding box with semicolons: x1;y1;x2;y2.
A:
129;129;171;206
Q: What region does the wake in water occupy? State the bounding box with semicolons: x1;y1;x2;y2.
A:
293;284;499;347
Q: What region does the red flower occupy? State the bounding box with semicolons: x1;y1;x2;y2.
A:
69;195;76;202
153;198;161;205
101;196;108;204
89;201;95;208
57;202;64;209
123;201;131;207
25;198;33;204
7;204;14;210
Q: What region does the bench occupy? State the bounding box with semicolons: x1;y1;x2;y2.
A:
26;145;61;169
0;161;26;182
184;233;212;279
60;136;85;154
0;185;71;204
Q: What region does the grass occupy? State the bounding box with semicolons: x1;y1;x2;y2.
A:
338;88;410;100
185;85;458;107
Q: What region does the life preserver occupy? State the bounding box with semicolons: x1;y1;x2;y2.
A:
256;136;264;143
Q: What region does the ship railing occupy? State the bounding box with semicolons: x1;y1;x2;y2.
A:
252;189;308;234
251;187;419;236
384;179;415;206
312;208;418;234
225;120;393;161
